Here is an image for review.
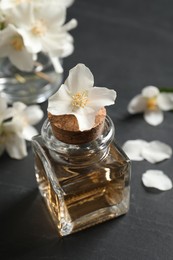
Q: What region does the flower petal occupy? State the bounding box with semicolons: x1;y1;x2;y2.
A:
35;2;66;27
23;105;44;125
141;140;172;163
157;93;173;111
22;125;38;141
0;95;14;122
62;19;78;32
128;94;146;114
13;102;27;112
0;95;7;112
73;108;96;131
48;84;72;115
19;29;42;54
144;109;164;126
142;86;160;98
122;139;148;161
50;57;63;73
142;170;172;191
88;87;116;110
9;48;34;72
64;64;94;94
5;134;27;159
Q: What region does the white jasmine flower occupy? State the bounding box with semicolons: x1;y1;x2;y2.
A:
122;139;172;163
48;63;117;131
0;24;34;71
0;118;27;159
142;170;172;191
12;102;44;141
0;100;44;159
4;2;77;58
128;86;173;126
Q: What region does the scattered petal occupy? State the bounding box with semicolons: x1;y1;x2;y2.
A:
127;94;146;114
142;170;172;191
122;139;148;161
144;109;164;126
141;141;172;163
157;93;173;111
142;86;160;98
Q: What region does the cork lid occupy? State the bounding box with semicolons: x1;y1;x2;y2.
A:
48;107;106;144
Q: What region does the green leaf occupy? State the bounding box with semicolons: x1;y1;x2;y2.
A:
159;88;173;93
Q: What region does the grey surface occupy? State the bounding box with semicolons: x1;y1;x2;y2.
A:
1;0;173;259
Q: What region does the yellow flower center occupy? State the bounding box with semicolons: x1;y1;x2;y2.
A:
11;35;24;51
72;91;88;108
32;20;47;36
146;97;157;110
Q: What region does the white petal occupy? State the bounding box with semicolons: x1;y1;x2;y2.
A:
128;94;146;114
144;109;164;126
62;19;78;32
3;118;23;135
2;108;15;121
36;3;66;27
59;42;74;58
9;48;34;72
48;84;72;115
24;105;44;125
19;29;42;54
157;93;173;111
142;170;172;191
0;96;7;112
5;134;27;159
50;57;63;73
74;108;96;131
141;141;172;163
62;0;75;7
89;87;116;110
22;125;38;141
13;102;27;112
4;2;33;27
122;139;148;161
142;86;160;98
65;64;94;94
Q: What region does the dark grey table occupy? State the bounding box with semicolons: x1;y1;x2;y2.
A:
1;0;173;259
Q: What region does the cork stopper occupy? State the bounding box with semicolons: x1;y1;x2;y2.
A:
48;107;106;144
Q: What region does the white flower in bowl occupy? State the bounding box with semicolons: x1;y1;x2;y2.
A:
48;63;117;131
0;1;77;72
3;2;77;56
0;24;34;71
128;86;173;126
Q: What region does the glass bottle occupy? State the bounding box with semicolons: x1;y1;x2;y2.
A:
32;115;131;236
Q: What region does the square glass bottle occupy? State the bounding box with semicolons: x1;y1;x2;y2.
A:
32;116;131;236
